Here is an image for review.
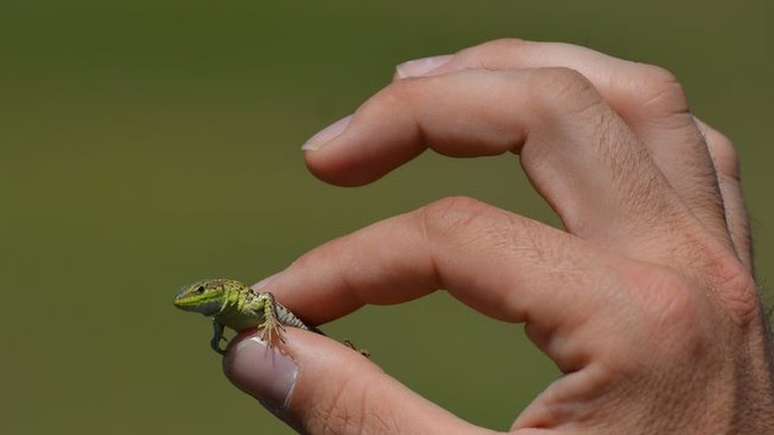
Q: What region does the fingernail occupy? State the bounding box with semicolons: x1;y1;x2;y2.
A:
302;115;353;151
224;336;299;411
395;55;453;79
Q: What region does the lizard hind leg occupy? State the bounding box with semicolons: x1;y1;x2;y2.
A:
255;293;286;347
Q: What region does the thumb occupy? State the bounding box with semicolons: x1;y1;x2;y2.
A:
223;328;487;435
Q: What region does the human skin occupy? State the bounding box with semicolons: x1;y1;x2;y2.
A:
222;39;774;434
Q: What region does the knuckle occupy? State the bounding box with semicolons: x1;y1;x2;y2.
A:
636;64;689;113
628;255;759;358
530;67;602;115
418;197;555;281
635;269;712;352
292;238;348;274
306;379;399;435
419;196;495;239
481;37;528;49
469;37;528;57
537;67;592;96
640;64;680;87
306;385;352;434
456;38;528;69
372;79;422;113
704;254;759;326
360;386;402;434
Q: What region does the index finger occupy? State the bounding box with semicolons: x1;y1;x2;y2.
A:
254;197;640;371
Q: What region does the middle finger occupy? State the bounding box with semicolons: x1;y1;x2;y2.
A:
399;39;731;250
304;68;703;259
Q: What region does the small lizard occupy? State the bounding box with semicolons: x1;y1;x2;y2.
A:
174;278;367;356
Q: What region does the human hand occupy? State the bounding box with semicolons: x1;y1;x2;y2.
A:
224;39;774;434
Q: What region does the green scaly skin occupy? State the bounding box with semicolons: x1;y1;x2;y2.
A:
174;278;367;356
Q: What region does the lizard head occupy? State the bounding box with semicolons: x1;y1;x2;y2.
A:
174;279;234;316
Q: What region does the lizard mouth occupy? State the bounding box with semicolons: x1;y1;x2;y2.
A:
173;286;223;316
175;285;189;300
173;284;200;311
173;297;192;311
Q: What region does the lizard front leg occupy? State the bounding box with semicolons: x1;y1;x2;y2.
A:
210;320;227;355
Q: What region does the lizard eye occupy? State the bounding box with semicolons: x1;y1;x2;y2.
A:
195;286;206;294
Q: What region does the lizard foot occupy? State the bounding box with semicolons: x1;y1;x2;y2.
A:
344;339;371;358
258;318;287;347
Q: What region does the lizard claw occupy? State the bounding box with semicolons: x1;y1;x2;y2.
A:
258;320;286;347
344;339;371;358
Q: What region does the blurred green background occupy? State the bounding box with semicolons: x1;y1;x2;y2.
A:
2;1;772;433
